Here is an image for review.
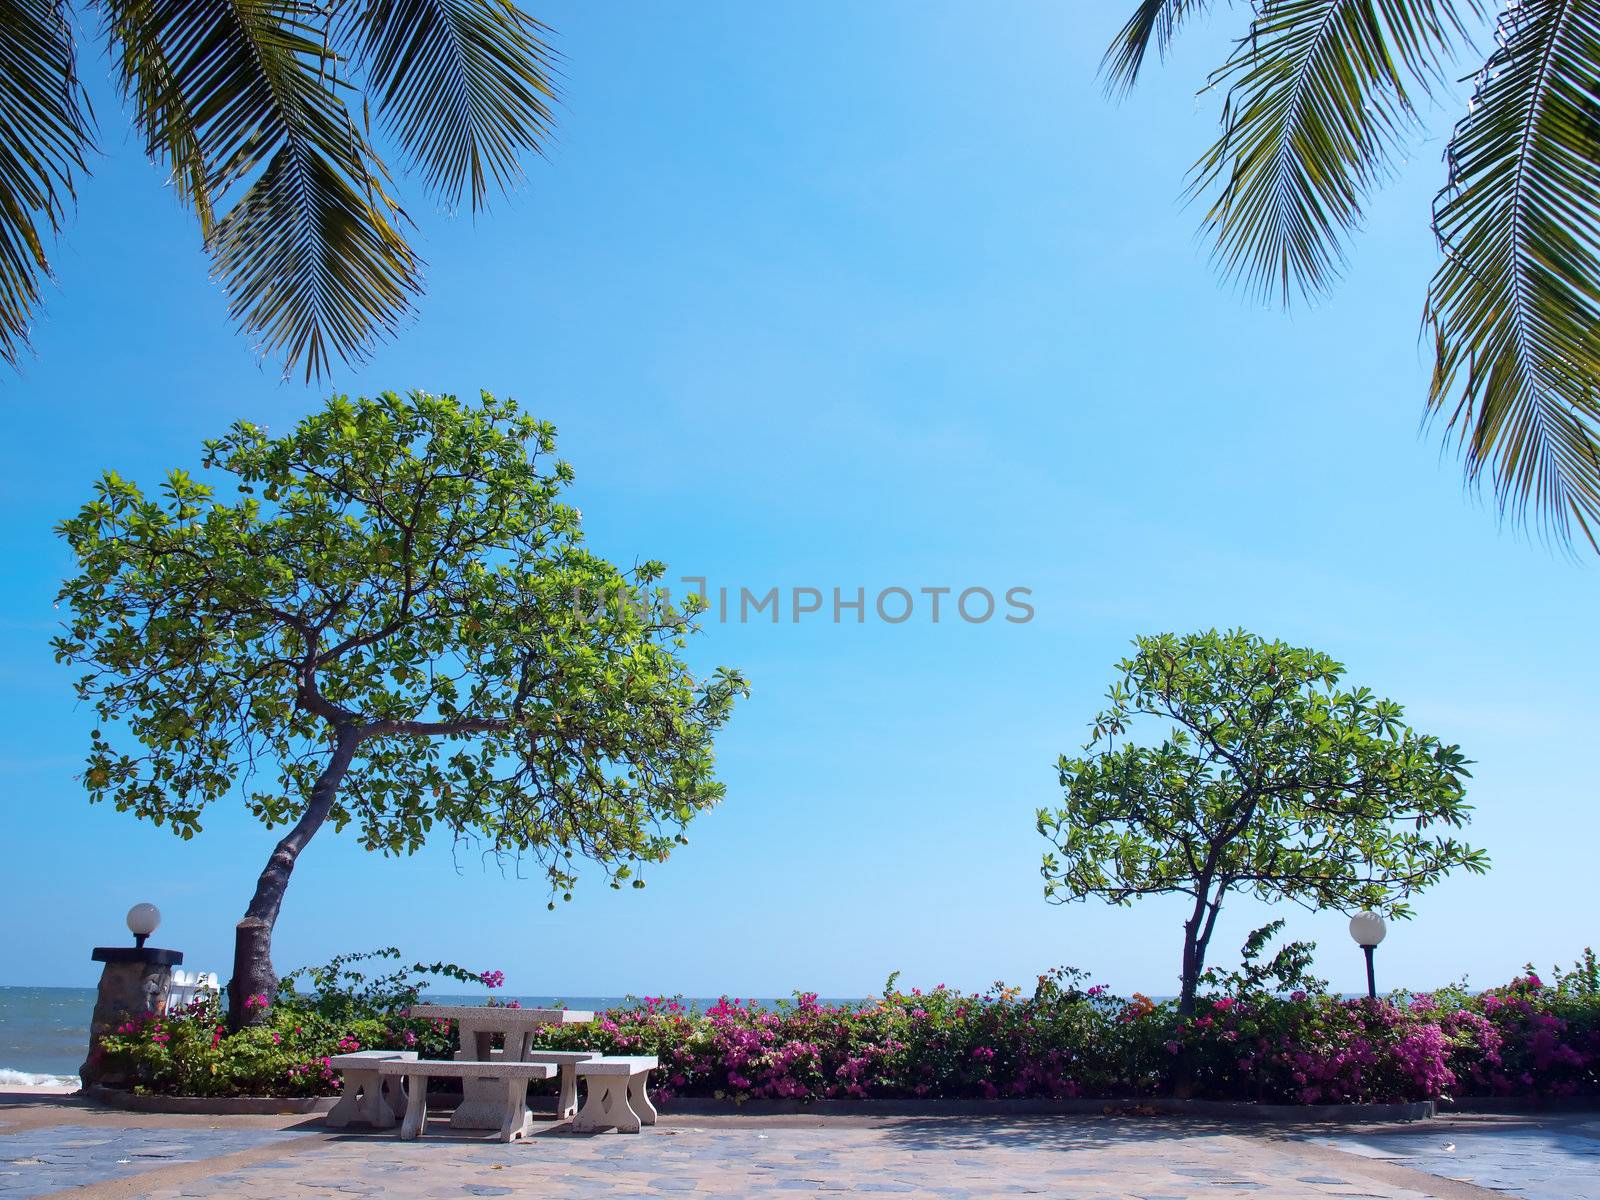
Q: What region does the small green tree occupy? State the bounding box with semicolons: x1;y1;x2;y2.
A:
54;390;746;1029
1038;629;1486;1014
1199;920;1326;999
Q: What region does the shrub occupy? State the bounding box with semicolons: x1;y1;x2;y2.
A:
93;954;1600;1104
94;951;469;1097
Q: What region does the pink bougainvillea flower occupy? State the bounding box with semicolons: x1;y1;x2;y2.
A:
87;965;1592;1106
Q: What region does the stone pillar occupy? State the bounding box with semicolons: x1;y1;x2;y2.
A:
80;945;184;1088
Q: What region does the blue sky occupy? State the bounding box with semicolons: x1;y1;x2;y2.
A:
1;3;1592;1001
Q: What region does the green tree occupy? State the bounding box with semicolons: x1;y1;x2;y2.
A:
1037;629;1486;1014
1105;1;1600;551
2;0;556;380
54;390;747;1029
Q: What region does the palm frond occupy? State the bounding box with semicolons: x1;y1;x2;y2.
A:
0;0;93;365
99;0;214;233
1192;0;1478;303
1426;0;1600;551
1103;0;1220;95
102;0;420;380
343;0;558;211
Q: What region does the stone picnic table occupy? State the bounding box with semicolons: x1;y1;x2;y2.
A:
408;1004;595;1130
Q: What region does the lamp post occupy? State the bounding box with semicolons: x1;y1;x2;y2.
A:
82;903;184;1088
1348;911;1387;1000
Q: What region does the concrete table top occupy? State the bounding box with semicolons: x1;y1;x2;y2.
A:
408;1006;596;1028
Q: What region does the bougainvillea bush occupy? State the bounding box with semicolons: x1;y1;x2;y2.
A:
91;951;470;1098
93;955;1600;1104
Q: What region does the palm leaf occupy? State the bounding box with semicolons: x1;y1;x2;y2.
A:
1192;0;1478;303
100;0;420;380
98;0;214;233
343;0;558;212
1427;0;1600;550
0;0;93;365
1103;0;1220;95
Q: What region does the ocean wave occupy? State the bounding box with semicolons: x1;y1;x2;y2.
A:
0;1067;79;1088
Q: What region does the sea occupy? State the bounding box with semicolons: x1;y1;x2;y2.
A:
0;987;851;1087
1;988;93;1086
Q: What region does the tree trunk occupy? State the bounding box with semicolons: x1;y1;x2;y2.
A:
1177;884;1226;1016
1173;888;1224;1098
1178;937;1200;1017
1177;905;1205;1017
227;728;360;1031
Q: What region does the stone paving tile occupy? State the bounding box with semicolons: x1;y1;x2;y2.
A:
118;1120;1444;1200
1314;1128;1600;1200
0;1123;306;1199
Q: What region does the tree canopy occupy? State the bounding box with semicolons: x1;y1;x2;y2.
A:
1038;628;1486;1011
54;389;746;1023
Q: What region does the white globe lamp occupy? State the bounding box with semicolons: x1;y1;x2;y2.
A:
1348;911;1387;999
126;903;161;949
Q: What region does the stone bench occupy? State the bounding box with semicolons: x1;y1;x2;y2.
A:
517;1050;599;1119
440;1047;598;1126
325;1050;417;1128
377;1059;557;1142
572;1055;658;1134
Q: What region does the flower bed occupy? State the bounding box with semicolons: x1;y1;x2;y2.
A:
91;956;1600;1105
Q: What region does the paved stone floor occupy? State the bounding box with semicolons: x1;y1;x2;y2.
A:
3;1093;1597;1199
1313;1120;1600;1200
0;1124;306;1198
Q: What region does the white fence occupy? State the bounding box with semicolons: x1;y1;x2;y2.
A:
166;969;220;1009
